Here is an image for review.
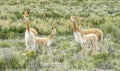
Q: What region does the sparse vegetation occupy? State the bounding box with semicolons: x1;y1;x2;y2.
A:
0;0;120;71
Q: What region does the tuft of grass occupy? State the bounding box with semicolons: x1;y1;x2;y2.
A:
93;53;116;69
0;41;11;48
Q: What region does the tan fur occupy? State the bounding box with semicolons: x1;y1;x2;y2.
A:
23;11;38;36
26;21;30;32
36;29;56;47
30;28;38;36
82;32;98;54
82;28;103;42
70;16;103;42
36;37;48;47
36;29;57;54
83;34;98;55
77;28;98;55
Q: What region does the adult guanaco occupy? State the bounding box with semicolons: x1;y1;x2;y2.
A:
23;11;38;51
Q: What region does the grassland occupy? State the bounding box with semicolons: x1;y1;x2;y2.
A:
0;0;120;71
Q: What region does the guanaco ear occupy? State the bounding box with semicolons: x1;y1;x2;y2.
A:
22;11;25;14
52;27;56;30
27;11;29;15
52;27;54;30
52;27;57;31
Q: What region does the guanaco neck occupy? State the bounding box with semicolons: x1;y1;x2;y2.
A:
26;21;30;32
72;21;83;38
48;32;55;39
72;21;78;32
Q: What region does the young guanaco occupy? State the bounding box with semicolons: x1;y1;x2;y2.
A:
79;28;98;54
35;28;57;54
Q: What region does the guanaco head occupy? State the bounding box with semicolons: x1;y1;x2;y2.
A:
23;11;29;21
70;16;76;23
52;28;57;35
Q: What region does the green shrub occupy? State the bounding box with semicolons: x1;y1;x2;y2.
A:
0;41;11;48
93;53;116;69
0;32;8;39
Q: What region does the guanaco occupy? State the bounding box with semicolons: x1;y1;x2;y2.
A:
79;28;98;54
23;11;38;51
70;16;103;43
35;28;57;54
